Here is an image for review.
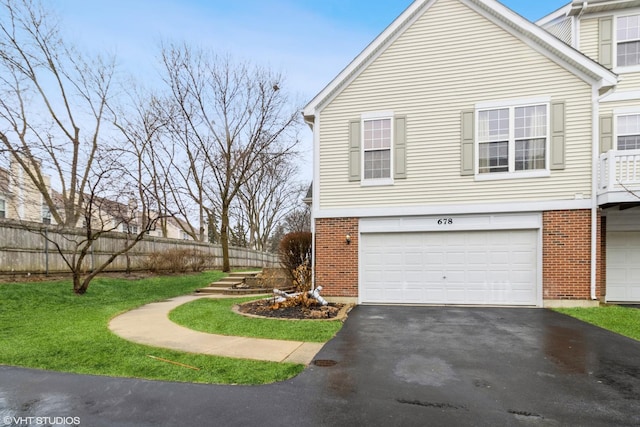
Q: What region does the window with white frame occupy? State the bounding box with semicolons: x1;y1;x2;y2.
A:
122;223;138;234
617;15;640;67
363;117;391;180
617;114;640;149
0;198;5;219
477;104;547;175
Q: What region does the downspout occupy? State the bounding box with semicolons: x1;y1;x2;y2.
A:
591;97;598;302
591;83;608;302
574;1;587;48
303;113;318;291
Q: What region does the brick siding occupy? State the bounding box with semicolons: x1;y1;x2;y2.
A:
543;209;600;300
314;217;358;297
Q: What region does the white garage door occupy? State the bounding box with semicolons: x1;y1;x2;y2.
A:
606;231;640;302
361;230;538;306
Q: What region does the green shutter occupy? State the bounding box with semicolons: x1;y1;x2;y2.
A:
599;16;613;69
461;110;474;176
394;116;407;179
550;101;566;170
600;115;613;153
348;120;361;182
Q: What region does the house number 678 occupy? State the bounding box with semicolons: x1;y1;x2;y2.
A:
437;218;453;225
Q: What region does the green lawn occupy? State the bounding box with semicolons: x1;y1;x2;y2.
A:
0;272;304;384
554;305;640;341
169;297;343;342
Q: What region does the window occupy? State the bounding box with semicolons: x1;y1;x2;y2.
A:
477;104;547;175
122;223;138;234
617;114;640;150
363;117;392;180
617;15;640;67
0;199;5;219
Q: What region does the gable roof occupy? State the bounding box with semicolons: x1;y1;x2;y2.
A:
568;0;640;16
303;0;617;119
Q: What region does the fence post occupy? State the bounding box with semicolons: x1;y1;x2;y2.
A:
44;227;49;276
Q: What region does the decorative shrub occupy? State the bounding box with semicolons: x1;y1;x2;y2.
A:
278;231;312;282
292;263;312;293
144;248;211;273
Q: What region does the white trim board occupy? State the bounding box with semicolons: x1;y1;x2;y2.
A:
314;199;592;219
359;212;542;233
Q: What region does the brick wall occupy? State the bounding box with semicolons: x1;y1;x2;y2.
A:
315;211;602;302
314;217;358;297
543;209;597;300
598;214;606;300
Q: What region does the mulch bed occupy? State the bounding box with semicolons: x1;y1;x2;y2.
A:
238;298;345;320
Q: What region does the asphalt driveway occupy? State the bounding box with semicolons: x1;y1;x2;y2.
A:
2;306;640;426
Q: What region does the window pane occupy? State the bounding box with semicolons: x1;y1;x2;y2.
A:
515;138;546;171
364;149;391;179
618;114;640;136
363;118;391;150
515;105;546;139
619;15;640;42
618;41;640;67
478;108;509;142
618;135;640;150
479;141;508;173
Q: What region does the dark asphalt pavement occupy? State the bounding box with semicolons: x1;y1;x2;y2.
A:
2;306;640;426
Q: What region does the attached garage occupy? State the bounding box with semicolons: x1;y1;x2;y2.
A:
359;215;541;306
606;231;640;302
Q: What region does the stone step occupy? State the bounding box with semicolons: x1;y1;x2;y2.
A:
195;270;265;295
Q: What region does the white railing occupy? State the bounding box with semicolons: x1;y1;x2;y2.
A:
599;149;640;194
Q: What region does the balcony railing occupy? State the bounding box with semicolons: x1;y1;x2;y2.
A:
598;149;640;204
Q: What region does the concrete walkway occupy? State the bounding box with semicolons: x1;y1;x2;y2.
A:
108;295;325;365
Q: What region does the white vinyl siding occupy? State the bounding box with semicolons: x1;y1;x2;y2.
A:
317;0;593;210
579;18;599;62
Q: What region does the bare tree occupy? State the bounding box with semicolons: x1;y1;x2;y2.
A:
268;202;311;252
0;0;158;293
235;154;304;251
110;86;182;238
52;154;161;294
160;44;301;271
0;0;114;228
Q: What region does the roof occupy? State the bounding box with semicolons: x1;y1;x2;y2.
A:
303;0;617;119
568;0;640;16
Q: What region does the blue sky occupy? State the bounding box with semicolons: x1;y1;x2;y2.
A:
57;0;567;101
55;0;568;179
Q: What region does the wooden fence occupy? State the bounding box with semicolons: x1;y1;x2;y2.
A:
0;220;279;275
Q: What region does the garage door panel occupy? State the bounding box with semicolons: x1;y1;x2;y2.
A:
606;231;640;302
361;230;538;305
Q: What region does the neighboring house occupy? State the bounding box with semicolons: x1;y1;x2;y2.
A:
0;161;52;223
303;0;640;307
0;160;200;241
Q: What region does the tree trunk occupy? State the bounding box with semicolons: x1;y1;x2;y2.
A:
73;273;88;294
221;204;230;272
